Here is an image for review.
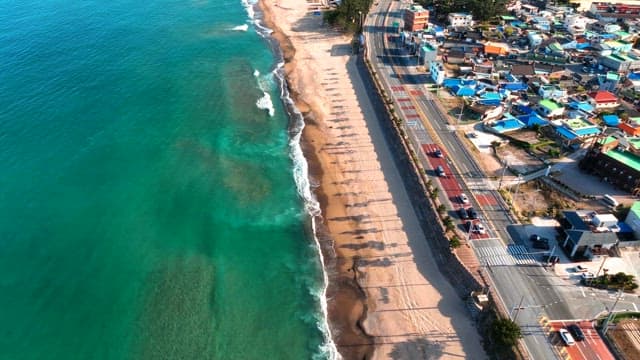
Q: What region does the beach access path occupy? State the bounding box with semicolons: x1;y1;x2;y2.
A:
261;1;486;359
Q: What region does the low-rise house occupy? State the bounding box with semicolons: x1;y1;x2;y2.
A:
537;99;565;118
419;43;437;65
484;41;509;57
625;72;640;91
580;135;640;193
604;40;633;54
619;116;640;136
528;31;544;47
564;14;590;35
510;64;535;78
448;13;474;28
484;115;526;134
587;90;619;110
538;84;568;101
555;115;602;144
559;210;620;259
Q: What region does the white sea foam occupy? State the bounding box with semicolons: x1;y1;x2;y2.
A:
256;92;275;117
231;24;249;31
240;0;255;19
274;60;341;360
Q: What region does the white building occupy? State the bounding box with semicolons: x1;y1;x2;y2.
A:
448;13;474;28
564;14;590;34
528;32;543;47
430;61;445;85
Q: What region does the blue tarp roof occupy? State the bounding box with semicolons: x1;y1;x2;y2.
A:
443;78;476;88
601;33;616;39
518;113;549;127
481;92;502;100
452;85;475;96
569;101;594;112
602;114;620;126
629;72;640;80
478;99;502;106
515;104;534;114
556;127;578;140
503;82;529;91
490;118;526;133
575;127;601;136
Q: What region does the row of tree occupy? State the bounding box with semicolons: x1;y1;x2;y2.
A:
418;0;509;22
324;0;374;32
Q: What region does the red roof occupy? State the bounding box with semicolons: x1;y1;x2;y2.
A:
588;91;618;103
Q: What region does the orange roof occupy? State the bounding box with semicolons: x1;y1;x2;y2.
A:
485;45;508;55
588;91;618;103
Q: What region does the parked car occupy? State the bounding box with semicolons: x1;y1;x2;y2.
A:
532;240;550;250
529;234;541;242
459;193;469;204
434;149;444;158
559;328;576;346
436;165;445;177
580;272;596;284
473;222;486;234
458;207;469;219
468;207;478;219
575;265;588;273
567;324;585;341
467;131;478;138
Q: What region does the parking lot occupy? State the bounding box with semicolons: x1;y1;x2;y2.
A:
546;320;614;360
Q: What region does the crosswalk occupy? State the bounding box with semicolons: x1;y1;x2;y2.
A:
474;244;538;266
465;179;496;190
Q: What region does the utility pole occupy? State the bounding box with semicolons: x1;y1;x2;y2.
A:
595;255;609;277
498;161;509;190
546;246;556;267
602;290;624;335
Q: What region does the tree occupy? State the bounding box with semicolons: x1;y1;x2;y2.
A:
437;204;446;215
324;0;374;33
489;318;522;348
443;216;455;233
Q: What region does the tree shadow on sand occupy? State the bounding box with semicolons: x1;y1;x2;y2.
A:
389;338;444;360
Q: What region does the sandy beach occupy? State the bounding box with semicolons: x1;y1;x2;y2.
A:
259;1;486;358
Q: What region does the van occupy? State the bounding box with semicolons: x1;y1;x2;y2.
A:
436;165;445;177
603;194;619;207
559;329;575;346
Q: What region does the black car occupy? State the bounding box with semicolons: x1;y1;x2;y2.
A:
458;207;469;219
532;240;550;250
468;207;478;219
529;234;541;242
567;324;585;341
434;149;443;158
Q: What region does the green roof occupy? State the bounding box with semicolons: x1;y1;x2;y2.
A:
539;99;562;111
501;15;517;20
629;137;640;148
606;72;620;81
605;149;640;172
630;117;640;125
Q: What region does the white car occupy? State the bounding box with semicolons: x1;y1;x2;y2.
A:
559;328;575;346
459;193;469;204
473;223;486;234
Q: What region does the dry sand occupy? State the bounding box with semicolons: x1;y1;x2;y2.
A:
259;1;486;358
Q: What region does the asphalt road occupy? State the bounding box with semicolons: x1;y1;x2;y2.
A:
362;2;603;359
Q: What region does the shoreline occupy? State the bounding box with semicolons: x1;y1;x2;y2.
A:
257;1;374;358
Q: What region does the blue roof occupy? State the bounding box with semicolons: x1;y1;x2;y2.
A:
518;113;548;127
617;221;633;233
602;114;620;126
569;101;594;112
490;118;526;133
575;127;601;136
452;85;475;96
443;78;460;88
515;104;534;114
479;99;502;106
503;82;528;91
629;72;640;80
556;126;578;140
481;92;502;100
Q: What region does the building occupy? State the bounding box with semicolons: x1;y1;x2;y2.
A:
538;85;568;101
430;61;445;85
448;13;474;28
419;43;437;65
537;99;565;118
587;91;619;110
599;53;640;72
484;41;509;57
625;202;640;239
580;135;640;194
619;117;640;136
590;2;640;19
564;14;590;34
403;4;429;31
559;210;619;259
528;32;543;47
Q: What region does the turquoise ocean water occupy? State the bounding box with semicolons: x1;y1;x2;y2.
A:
0;0;335;358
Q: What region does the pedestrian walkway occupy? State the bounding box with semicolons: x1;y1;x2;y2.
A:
473;242;538;266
